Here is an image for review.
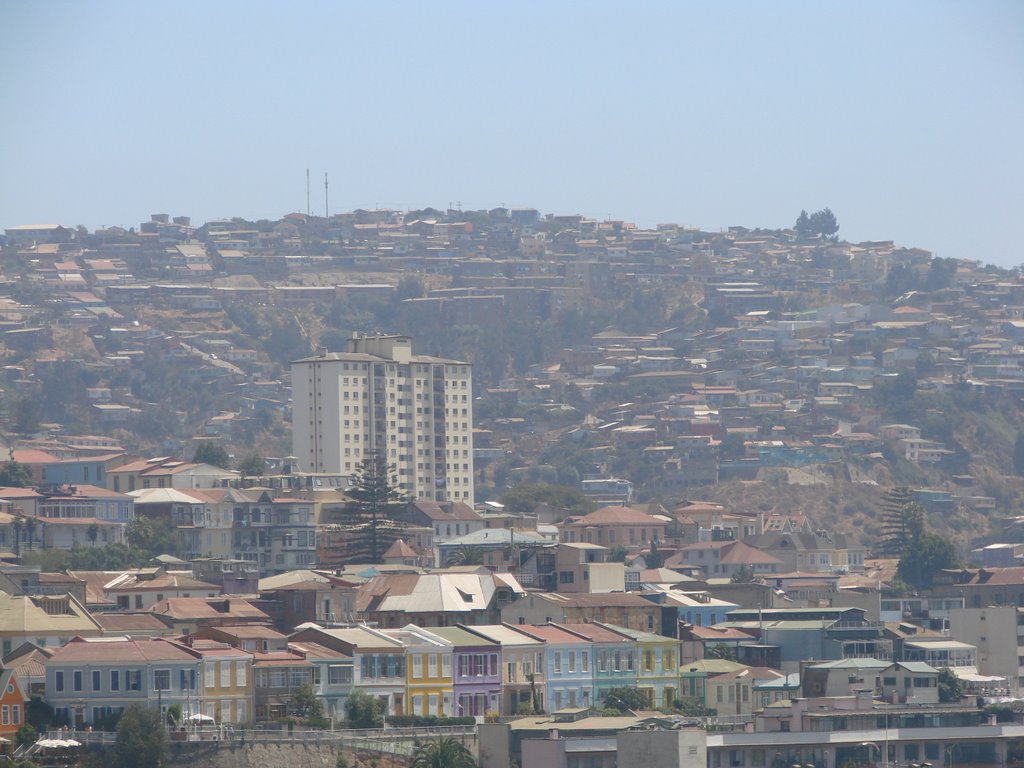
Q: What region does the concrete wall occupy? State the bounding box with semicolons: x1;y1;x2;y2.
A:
618;728;707;768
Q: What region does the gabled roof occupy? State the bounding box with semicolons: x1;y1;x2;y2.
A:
460;624;545;647
0;592;102;634
356;572;523;614
553;623;633;643
417;625;498;648
719;541;784;565
525;591;655;608
49;636;198;664
150;597;267;622
561;506;669;526
382;539;418;559
94;613;170;633
409;499;483;522
508;623;591;645
2;642;54;681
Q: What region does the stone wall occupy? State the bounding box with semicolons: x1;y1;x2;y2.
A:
167;742;407;768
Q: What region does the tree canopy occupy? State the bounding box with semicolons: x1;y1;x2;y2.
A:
193;442;230;469
500;482;594;517
794;208;839;240
292;683;329;728
897;533;959;590
938;667;963;703
237;452;267;477
344;690;384;728
111;705;167;768
603;686;648;712
0;460;33;487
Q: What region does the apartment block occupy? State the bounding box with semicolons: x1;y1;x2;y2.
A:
292;334;474;503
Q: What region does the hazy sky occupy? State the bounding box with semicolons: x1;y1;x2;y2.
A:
2;1;1022;264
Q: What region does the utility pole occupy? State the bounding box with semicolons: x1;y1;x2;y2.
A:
306;168;310;217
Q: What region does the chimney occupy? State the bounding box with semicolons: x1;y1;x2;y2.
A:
318;347;328;357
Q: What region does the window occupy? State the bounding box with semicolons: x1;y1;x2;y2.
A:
236;661;247;687
328;665;352;685
1;706;7;726
568;651;576;673
554;652;562;674
110;670;119;691
73;671;83;692
154;669;171;691
180;669;196;690
220;663;231;688
92;670;101;691
413;655;423;678
582;652;589;672
127;670;141;691
205;663;215;689
442;655;451;678
11;705;19;725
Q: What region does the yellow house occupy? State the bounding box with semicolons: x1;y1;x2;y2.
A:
382;626;454;717
187;639;254;724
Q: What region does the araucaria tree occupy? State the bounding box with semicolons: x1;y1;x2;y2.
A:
877;487;925;558
328;451;408;564
877;487;960;591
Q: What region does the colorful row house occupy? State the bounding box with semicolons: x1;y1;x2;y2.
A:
600;623;679;709
45;636;254;727
383;626;454;717
516;623;595;712
40;622;688;725
462;624;546;716
423;626;501;719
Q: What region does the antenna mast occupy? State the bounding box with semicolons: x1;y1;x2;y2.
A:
306;168;310;217
324;172;329;219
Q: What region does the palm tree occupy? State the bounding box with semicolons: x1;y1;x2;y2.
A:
11;516;22;557
445;545;485;567
409;736;477;768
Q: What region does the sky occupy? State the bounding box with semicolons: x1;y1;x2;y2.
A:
1;1;1022;265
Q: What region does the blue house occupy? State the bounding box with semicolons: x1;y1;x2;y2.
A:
641;588;739;629
512;623;595;712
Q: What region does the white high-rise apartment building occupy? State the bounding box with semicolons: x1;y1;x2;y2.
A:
292;334;474;504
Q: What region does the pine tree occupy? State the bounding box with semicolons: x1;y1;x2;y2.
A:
1014;432;1024;476
877;487;925;558
325;451;408;565
794;210;813;239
